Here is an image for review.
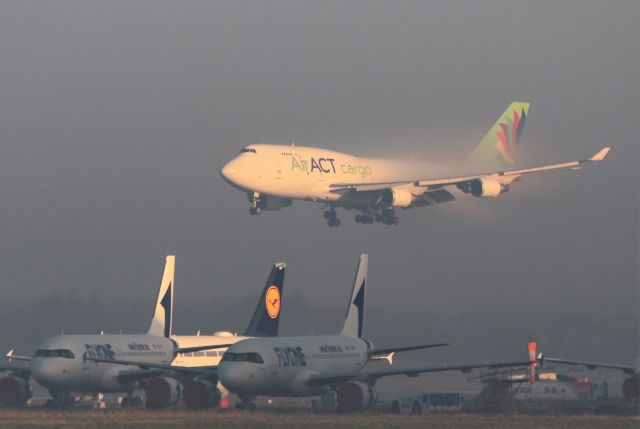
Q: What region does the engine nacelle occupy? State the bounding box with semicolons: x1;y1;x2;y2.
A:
145;377;182;408
0;376;32;406
622;375;640;401
382;189;414;207
470;179;507;198
336;382;377;411
183;379;221;409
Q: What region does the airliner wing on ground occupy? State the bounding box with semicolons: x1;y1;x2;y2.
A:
306;358;535;387
538;355;635;375
329;147;610;193
537;350;639;401
86;356;220;376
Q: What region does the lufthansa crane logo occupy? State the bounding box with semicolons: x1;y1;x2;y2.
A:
265;285;281;319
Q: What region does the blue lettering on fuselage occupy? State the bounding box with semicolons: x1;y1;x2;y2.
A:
84;344;115;360
274;346;307;367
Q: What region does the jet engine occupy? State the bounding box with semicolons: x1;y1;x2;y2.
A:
622;376;640;401
469;178;507;198
336;382;377;412
183;379;221;409
145;377;182;408
0;376;32;406
381;188;414;207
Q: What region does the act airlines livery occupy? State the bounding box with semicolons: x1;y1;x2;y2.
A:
220;102;610;226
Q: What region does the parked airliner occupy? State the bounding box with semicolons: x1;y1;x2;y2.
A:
0;256;286;409
220;102;610;226
538;350;640;402
217;255;536;411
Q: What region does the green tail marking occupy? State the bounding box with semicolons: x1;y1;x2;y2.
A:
468;102;530;166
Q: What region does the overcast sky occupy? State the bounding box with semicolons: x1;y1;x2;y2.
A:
0;1;637;362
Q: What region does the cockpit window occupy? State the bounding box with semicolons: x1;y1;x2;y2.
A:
221;352;263;364
239;148;257;154
34;349;75;359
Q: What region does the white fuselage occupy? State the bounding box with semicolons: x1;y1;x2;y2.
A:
170;333;250;368
220;144;430;206
217;335;368;397
31;334;174;393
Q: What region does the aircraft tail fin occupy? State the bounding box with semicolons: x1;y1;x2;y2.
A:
340;254;367;338
468;102;530;166
147;255;175;338
244;263;286;337
528;340;537;383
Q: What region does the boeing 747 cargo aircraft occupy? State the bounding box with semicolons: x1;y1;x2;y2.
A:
220;102;609;226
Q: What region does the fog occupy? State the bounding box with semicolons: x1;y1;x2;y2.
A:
0;1;637;365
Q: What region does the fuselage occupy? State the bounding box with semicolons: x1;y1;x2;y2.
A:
220;144;427;206
31;334;174;393
217;335;368;397
170;332;251;368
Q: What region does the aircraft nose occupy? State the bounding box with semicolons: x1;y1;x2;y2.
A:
220;161;237;182
31;360;70;389
218;363;249;393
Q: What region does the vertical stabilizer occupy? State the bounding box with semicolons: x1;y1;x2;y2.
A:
340;254;367;338
244;263;286;337
528;340;537;383
147;255;175;338
468;102;530;166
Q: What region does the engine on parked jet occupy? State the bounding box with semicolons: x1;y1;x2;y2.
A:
469;178;507;198
381;188;414;207
0;376;32;406
336;381;377;412
145;377;182;408
183;379;221;409
622;375;640;401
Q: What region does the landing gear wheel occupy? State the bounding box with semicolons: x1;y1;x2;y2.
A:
355;214;362;223
328;218;341;227
325;207;339;227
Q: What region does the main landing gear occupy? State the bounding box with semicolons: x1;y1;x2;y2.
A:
355;208;399;226
323;207;341;227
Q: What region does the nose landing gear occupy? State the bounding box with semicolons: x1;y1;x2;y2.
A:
248;192;262;215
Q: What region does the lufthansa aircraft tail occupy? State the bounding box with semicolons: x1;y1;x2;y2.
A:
341;254;367;338
244;263;286;337
147;255;175;338
468;101;530;166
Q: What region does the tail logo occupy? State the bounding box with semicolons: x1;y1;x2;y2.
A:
494;108;527;164
265;285;281;319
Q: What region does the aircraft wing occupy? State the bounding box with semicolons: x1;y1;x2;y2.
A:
0;363;31;378
539;356;634;375
329;147;610;193
117;369;166;383
86;356;218;376
368;342;449;356
306;359;533;387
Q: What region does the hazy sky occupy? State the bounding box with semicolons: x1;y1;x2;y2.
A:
0;1;637;362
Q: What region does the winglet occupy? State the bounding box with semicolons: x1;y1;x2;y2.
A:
589;147;610;161
6;350;13;363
